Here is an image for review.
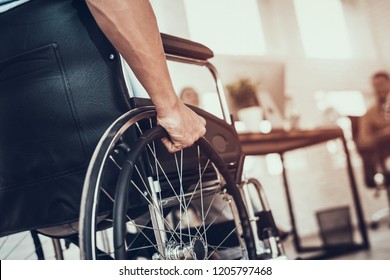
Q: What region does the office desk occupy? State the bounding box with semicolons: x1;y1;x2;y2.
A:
239;128;370;259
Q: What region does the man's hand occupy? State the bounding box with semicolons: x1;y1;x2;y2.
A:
157;98;206;153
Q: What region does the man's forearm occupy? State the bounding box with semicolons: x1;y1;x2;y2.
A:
86;0;207;153
86;0;179;114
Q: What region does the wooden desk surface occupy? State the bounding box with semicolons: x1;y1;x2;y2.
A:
238;127;344;155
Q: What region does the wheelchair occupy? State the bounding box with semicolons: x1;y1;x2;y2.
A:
79;34;286;260
0;0;285;260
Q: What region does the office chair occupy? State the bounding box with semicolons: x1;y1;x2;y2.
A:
349;116;390;229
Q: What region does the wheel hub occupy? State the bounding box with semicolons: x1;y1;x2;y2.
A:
153;237;207;260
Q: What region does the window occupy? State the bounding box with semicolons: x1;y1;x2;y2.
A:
315;90;366;116
184;0;266;56
293;0;352;59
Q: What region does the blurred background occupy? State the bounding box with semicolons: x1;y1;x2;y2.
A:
148;0;390;259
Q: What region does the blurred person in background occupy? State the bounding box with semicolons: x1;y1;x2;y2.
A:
357;71;390;182
180;87;201;107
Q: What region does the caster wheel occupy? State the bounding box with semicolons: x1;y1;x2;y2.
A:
370;221;379;230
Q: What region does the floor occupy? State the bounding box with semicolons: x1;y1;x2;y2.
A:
1;225;389;260
282;225;390;260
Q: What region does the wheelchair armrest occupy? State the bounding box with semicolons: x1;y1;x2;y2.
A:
161;33;214;60
129;97;154;109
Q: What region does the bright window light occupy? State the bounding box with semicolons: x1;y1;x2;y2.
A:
184;0;266;56
259;120;272;134
265;154;283;176
293;0;352;59
315;90;367;116
201;91;224;119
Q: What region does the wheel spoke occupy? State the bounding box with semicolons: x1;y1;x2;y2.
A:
129;180;190;250
134;119;239;258
204;202;230;233
138;137;192;219
203;184;225;224
83;113;252;260
100;187;162;256
134;165;153;202
125;222;195;239
184;159;211;209
198;145;207;246
134;120;188;215
207;227;237;259
126;244;158;252
166;158;213;244
109;155;122;170
174;150;191;247
145;143;205;240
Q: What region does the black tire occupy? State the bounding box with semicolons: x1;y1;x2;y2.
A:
370;221;379;230
80;107;256;260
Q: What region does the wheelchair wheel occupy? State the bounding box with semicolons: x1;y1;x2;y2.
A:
80;107;256;260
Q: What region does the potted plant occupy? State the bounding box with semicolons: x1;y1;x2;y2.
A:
226;78;260;110
226;78;262;132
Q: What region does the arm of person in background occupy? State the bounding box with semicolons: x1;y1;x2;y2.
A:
85;0;206;153
357;109;376;152
356;111;380;184
374;124;390;159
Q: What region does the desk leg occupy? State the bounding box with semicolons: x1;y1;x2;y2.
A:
280;153;301;251
380;159;390;220
340;136;370;249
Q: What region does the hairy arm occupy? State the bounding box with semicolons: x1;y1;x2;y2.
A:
85;0;206;152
